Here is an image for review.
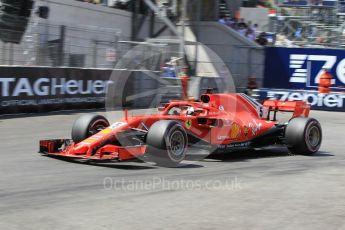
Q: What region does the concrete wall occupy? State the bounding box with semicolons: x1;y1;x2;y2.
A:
239;7;270;31
36;0;131;39
190;22;265;91
0;0;167;68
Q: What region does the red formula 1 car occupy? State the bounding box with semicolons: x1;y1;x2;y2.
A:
39;92;322;167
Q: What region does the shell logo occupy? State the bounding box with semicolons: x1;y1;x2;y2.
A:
230;123;241;139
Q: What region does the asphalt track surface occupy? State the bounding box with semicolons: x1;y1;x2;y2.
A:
0;110;344;230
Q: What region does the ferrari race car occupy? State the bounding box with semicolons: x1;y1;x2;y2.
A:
39;92;322;167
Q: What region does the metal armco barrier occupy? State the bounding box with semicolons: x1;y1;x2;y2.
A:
254;88;345;112
0;67;113;114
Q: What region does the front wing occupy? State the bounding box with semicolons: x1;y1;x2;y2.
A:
39;139;146;161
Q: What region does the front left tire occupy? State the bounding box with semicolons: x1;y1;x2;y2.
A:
71;114;109;143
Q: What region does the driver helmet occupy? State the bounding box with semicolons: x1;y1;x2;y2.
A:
186;106;195;116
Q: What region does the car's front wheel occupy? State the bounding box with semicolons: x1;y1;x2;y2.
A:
146;120;188;167
71;114;109;143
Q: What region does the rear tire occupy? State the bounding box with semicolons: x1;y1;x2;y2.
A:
285;117;322;155
71;114;109;143
146;120;187;167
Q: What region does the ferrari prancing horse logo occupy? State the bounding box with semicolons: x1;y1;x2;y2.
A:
185;119;192;129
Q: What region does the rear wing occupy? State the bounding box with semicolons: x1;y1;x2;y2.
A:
263;100;310;120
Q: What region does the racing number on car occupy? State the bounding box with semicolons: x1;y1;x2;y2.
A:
185;119;192;129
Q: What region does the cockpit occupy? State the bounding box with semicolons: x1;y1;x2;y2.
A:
160;92;231;117
165;104;201;116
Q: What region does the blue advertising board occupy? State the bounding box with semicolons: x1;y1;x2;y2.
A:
279;0;337;6
254;88;345;112
279;0;308;6
321;0;337;6
264;47;345;91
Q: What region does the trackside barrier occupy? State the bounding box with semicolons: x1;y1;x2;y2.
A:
0;66;114;115
261;47;345;112
0;66;186;115
264;47;345;91
254;88;345;112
